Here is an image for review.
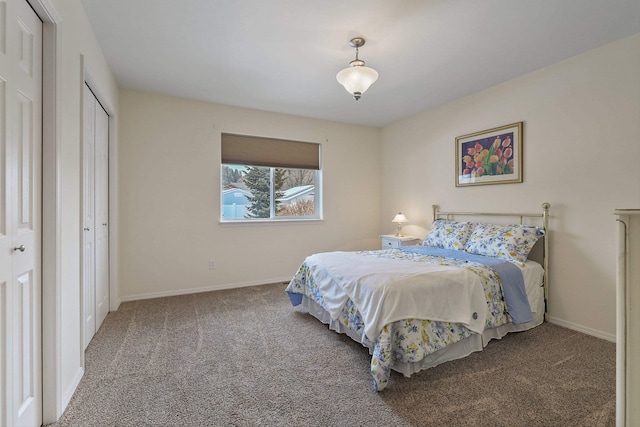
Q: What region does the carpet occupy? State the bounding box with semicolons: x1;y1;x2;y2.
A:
49;282;615;426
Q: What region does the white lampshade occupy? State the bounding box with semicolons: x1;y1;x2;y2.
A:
336;65;379;100
392;212;408;224
392;212;408;237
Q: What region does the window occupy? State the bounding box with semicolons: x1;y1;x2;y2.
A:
221;133;321;221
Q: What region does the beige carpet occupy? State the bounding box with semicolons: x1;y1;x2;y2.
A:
49;282;615;426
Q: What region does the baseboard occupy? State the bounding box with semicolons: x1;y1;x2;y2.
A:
61;367;84;413
120;277;292;303
546;315;616;343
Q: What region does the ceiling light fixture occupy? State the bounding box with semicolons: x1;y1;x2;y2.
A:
336;37;378;101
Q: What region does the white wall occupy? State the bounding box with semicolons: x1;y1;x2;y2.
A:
118;90;380;300
380;34;640;340
44;0;119;421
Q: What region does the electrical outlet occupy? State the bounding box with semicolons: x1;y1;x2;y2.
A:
209;260;216;270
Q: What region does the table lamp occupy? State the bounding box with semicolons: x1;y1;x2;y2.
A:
392;212;408;237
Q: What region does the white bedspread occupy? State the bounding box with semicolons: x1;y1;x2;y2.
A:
304;251;488;340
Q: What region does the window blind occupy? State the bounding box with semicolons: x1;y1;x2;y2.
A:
221;133;320;170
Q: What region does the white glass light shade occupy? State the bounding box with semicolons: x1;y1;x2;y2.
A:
392;212;408;224
336;65;379;99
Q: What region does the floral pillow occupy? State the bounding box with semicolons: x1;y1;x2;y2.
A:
422;219;475;250
464;223;545;265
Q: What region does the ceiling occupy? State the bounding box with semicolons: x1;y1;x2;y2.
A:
80;0;640;128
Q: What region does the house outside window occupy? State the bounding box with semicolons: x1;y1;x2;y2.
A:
221;134;322;221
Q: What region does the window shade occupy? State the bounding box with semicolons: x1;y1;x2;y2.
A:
221;133;320;170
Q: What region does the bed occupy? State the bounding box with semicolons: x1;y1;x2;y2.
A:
285;203;551;391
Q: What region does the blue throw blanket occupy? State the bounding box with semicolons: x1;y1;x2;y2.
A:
399;246;532;324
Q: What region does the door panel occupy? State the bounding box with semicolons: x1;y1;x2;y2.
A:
16;91;33;231
83;83;109;349
0;11;10;421
95;101;109;328
0;80;6;239
0;280;6;422
0;37;6;416
14;270;33;418
0;0;42;425
12;1;41;425
82;84;96;350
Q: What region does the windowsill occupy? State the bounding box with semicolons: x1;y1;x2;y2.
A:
219;218;324;226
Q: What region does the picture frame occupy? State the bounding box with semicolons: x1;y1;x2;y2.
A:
455;121;523;187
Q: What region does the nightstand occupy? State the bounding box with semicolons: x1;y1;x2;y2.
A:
380;235;421;249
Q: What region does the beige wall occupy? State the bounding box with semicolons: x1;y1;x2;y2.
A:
118;90;380;300
380;34;640;340
47;0;119;419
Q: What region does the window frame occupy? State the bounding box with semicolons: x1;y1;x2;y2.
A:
220;133;323;223
220;166;323;223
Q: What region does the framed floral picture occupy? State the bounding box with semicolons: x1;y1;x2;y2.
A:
455;122;523;187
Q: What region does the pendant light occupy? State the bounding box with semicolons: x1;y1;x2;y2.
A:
336;37;378;100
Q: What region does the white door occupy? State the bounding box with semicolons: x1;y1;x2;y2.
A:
0;0;43;425
82;83;109;350
94;97;109;329
82;84;96;349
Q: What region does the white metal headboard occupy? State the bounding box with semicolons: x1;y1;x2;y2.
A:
432;203;551;316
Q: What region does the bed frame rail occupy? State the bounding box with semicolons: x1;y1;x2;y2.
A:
432;203;551;318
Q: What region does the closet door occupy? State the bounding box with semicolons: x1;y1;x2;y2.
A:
0;0;43;425
82;83;109;350
82;84;96;349
94;101;109;328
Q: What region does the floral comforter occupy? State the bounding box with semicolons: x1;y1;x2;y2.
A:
285;248;511;391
